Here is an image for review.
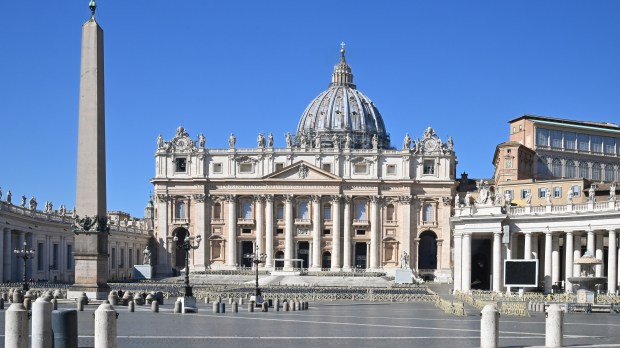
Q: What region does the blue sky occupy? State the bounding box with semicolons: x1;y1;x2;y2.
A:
1;1;620;217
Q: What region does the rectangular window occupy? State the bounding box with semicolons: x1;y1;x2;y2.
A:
604;137;615;154
275;163;284;171
550;130;563;148
553;187;562;198
571;185;581;197
564;132;576;150
423;160;435;175
538;187;547;198
386;164;396;175
356;230;366;236
242;228;252;234
505;158;513;168
354;163;367;174
175;158;187;172
520;189;530;199
276;228;284;235
66;245;73;270
591;135;602;153
120;248;125;268
322;163;332;172
276;206;284;219
111;248;116;269
37;242;44;271
213;163;222;173
239;163;253;173
536;128;549;146
323;206;331;220
52;243;59;270
323;229;331;235
578;133;590;151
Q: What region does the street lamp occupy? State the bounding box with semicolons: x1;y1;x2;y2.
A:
14;241;35;291
245;245;266;297
173;233;201;297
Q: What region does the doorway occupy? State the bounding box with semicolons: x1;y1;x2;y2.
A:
274;251;284;269
354;242;367;269
322;251;331;269
297;241;309;269
241;241;253;268
471;239;491;290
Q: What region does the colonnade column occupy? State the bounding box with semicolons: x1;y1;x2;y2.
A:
255;196;264;257
587;230;595;254
193;194;207;271
155;194;170;275
453;233;462;291
331;195;341;270
492;231;502;292
311;195;321;269
369;196;379;270
544;231;553;293
564;231;574;293
573;233;582;278
461;233;471;292
265;195;274;268
226;195;237;267
17;231;25;280
524;233;532;259
595;232;604;277
607;229;617;294
0;228;6;282
284;195;293;269
342;196;352;270
552;234;560;287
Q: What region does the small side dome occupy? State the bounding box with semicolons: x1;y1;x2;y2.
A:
295;45;391;149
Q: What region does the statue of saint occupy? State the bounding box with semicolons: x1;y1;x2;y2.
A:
567;189;574;204
401;251;409;269
314;135;321;149
29;196;37;210
344;133;352;149
588;185;595;202
300;133;307;148
285;132;293;148
0;187;2;200
504;191;512;206
610;182;617;201
403;133;411;150
20;195;27;208
525;191;532;205
476;180;489;205
268;133;274;148
464;191;472;207
157;134;164;149
6;190;11;205
198;133;205;148
372;134;379;149
143;246;151;265
454;194;460;208
228;133;236;148
447;136;454;151
545;189;552;205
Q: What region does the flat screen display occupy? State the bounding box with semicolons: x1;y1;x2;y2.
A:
504;260;538;287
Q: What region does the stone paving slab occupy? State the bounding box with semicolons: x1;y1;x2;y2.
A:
1;300;619;347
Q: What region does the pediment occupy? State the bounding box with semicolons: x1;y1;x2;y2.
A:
264;161;341;181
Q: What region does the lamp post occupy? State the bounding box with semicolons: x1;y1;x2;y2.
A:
245;245;266;296
14;241;35;291
173;233;201;297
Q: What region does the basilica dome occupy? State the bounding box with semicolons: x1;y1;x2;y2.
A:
295;47;391;149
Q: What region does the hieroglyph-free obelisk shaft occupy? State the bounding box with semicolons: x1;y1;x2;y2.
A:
70;2;110;299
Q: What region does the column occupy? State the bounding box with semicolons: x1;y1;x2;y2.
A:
369;196;379;269
524;233;532;260
531;234;539;260
595;232;604;277
4;229;11;282
0;227;4;283
453;233;462;292
284;195;293;269
587;230;595;254
552;234;560;286
331;195;341;270
573;233;582;278
156;194;169;275
607;229;617;294
564;231;574;293
255;195;264;256
461;233;472;292
342;196;352;270
265;195;274;268
193;194;207;271
544;231;552;293
492;231;502;292
226;195;237;267
399;196;412;269
18;231;25;281
311;196;321;269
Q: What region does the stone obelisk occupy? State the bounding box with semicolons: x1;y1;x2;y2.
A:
69;0;110;300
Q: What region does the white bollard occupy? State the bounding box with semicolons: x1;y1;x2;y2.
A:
94;300;118;348
546;304;564;347
128;300;135;312
5;297;29;348
480;304;499;348
32;297;53;348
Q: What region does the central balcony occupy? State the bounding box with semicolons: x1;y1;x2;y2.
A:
294;218;311;226
237;218;255;226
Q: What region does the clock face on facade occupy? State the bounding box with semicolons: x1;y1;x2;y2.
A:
424;138;437;152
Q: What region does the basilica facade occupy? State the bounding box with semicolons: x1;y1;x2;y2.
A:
151;48;458;280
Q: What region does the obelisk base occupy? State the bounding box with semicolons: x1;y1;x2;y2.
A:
69;250;110;300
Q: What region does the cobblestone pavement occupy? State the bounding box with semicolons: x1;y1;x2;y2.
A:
1;300;619;348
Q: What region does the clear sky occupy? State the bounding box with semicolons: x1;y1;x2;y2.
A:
1;1;620;217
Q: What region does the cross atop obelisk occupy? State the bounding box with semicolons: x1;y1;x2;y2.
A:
69;0;110;300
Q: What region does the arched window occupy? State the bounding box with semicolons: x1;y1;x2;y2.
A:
422;203;433;224
386;204;395;221
604;164;614;181
213;202;222;219
592;163;601;181
551;158;562;177
579;162;589;179
565;160;575;178
176;201;186;219
355;201;367;220
297;200;310;219
241;200;252;219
